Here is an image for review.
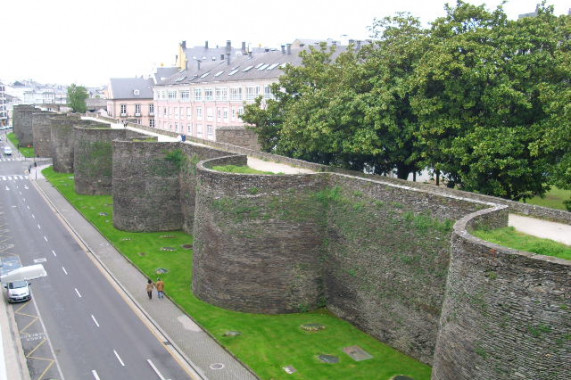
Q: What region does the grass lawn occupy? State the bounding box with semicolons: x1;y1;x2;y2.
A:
472;227;571;261
523;187;570;211
42;167;431;380
8;132;35;157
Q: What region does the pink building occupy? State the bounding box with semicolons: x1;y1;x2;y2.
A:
106;77;155;127
153;41;302;140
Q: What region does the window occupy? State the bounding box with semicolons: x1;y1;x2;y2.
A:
204;88;214;101
207;125;214;139
196;124;203;137
149;104;155;115
264;85;273;99
149;118;155;128
168;90;177;100
206;108;214;121
120;104;127;116
246;86;259;100
230;87;242;101
175;122;178;132
186;107;191;118
215;87;228;101
163;107;167;116
174;107;179;118
196;107;203;120
217;108;223;121
181;90;190;101
194;88;202;101
187;124;192;133
135;104;141;116
223;108;228;120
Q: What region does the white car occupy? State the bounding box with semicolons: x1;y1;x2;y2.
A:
4;280;31;303
3;146;12;156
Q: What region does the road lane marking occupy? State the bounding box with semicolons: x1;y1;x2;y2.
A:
91;370;101;380
31;212;35;217
147;359;169;380
37;224;41;229
43;236;48;242
52;249;57;257
34;258;47;263
114;349;125;366
91;315;100;327
62;267;68;275
74;288;82;298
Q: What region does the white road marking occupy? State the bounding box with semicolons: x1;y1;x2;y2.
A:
62;267;68;275
91;315;100;328
33;258;47;263
52;250;57;257
91;370;100;380
147;359;169;380
74;288;82;298
37;224;41;230
31;212;35;218
43;236;48;242
114;349;125;366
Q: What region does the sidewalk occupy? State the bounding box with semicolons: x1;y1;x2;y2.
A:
30;168;258;380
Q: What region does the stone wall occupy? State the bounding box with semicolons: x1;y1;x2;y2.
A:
73;126;140;195
32;112;61;157
51;119;100;173
215;126;261;151
112;140;183;232
12;105;37;146
322;175;486;364
192;156;329;313
432;207;570;380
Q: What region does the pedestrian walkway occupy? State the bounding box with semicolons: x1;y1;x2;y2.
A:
31;173;258;380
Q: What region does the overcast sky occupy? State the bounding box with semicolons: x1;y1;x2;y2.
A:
0;0;568;87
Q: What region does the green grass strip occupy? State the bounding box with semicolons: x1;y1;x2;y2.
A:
473;227;570;261
42;167;431;380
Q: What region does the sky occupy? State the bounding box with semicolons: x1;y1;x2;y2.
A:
0;0;568;87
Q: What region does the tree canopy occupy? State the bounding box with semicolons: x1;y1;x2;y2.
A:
243;0;570;203
67;83;88;113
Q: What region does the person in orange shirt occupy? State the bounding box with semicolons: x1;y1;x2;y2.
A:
156;278;165;299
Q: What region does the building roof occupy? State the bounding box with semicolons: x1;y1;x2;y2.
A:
108;77;154;100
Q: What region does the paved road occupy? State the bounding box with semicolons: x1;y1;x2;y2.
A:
509;214;571;246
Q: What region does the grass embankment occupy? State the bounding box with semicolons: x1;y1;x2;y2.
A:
524;187;570;211
8;132;35;157
472;227;571;261
42;167;431;380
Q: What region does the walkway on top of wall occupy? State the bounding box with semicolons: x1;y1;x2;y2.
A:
509;214;571;246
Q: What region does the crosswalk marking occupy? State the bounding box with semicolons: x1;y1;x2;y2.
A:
0;175;26;181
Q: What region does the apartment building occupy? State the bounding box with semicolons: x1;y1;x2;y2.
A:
106;77;155;126
154;41;302;140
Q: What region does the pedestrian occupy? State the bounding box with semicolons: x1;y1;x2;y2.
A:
146;279;155;300
156;278;165;299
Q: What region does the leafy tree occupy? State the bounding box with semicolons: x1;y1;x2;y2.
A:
411;1;569;200
67;83;88;113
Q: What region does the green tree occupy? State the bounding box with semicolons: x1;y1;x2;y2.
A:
67;83;88;113
411;1;570;200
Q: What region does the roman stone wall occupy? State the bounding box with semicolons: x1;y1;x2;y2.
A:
12;105;37;146
432;207;570;380
215;126;261;151
50;119;100;173
322;175;486;364
179;144;232;234
192;155;329;313
112;140;183;232
73;126;139;195
32;112;63;157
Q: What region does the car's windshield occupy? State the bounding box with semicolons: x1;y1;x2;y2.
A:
8;281;27;289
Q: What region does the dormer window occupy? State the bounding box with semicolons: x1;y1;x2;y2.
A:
133;89;140;96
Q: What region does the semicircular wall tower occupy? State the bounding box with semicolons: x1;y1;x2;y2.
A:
192;155;328;314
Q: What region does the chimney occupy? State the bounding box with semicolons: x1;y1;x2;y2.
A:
241;41;247;55
226;40;232;65
181;41;186;49
205;41;209;49
281;45;285;54
286;43;291;55
220;54;225;60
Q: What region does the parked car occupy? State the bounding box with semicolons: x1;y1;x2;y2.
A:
3;146;12;156
4;280;31;303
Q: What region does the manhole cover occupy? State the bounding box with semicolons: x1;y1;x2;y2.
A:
301;323;325;331
343;345;373;361
209;363;225;370
318;354;339;363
